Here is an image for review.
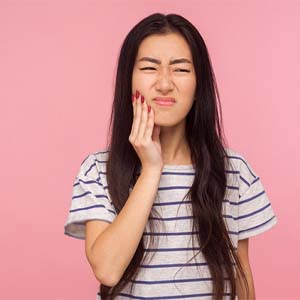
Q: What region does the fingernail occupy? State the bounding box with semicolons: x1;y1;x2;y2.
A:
148;105;151;113
131;94;135;102
141;95;144;103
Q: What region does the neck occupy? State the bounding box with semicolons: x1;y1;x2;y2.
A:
159;122;191;165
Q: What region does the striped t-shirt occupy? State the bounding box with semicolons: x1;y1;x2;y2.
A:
64;147;278;299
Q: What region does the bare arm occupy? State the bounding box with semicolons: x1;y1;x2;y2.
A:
236;238;256;299
86;91;163;286
86;168;162;287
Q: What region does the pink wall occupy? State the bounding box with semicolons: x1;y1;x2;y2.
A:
0;1;298;299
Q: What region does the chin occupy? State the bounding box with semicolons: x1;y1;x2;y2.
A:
154;120;179;127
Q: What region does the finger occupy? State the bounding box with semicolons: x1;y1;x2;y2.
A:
132;94;136;117
144;104;154;141
131;93;142;140
129;94;136;139
137;96;148;141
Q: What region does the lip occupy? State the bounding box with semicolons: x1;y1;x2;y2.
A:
154;97;176;106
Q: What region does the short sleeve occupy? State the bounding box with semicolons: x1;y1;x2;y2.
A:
64;152;117;240
237;155;278;240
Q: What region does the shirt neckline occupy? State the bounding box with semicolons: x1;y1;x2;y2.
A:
137;164;195;173
163;164;194;170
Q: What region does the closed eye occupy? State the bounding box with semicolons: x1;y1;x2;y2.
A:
140;67;190;73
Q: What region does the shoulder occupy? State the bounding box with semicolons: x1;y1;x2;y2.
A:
78;147;110;179
224;147;245;163
224;147;260;197
224;147;257;175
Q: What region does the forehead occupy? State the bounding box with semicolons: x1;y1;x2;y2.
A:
136;33;192;61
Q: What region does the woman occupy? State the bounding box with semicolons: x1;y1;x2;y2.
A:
64;13;278;300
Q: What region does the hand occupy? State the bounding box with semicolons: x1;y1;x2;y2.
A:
129;90;163;171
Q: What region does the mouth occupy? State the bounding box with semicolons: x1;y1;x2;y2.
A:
153;97;176;106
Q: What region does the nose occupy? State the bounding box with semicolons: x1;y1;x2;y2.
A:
155;67;174;93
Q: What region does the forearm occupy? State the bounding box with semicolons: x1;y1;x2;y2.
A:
89;168;162;286
236;266;256;299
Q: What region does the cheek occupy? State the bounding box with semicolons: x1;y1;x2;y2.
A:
132;73;152;94
179;99;194;113
131;70;138;90
182;77;196;93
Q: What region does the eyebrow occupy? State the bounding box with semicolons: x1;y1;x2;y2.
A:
137;57;192;65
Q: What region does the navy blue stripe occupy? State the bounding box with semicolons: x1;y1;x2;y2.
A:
68;204;269;224
140;261;237;269
251;177;260;184
72;190;108;200
101;184;238;191
75;179;239;193
223;198;257;206
84;162;97;177
153;199;244;207
145;247;202;252
226;169;239;174
227;155;257;179
223;203;270;220
226;185;239;190
139;262;208;268
149;202;270;224
79;156;107;177
73;177;103;187
228;215;276;235
91;153;249;170
70;204;104;212
240;175;251;187
238;215;276;234
131;276;230;285
149;215;222;222
223;214;235;219
115;291;232;299
70;200;267;221
162;171;195;176
228;230;239;235
149;215;194;221
69;201;267;220
143;231;200;236
72;191;91;199
235;203;271;220
94;150;109;155
222;199;231;204
153;200;192;207
239;190;265;204
72;191;115;209
93;167;238;175
143;227;252;237
158;186;195;191
152;196;251;207
145;246;236;252
69;204;116;215
160;170;242;176
71;191;248;207
94;159;109;164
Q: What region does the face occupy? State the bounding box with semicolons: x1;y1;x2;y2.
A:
132;32;196;127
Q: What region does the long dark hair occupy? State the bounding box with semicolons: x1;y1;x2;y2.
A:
100;13;249;300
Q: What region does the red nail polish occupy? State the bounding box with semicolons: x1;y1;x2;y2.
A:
131;95;135;102
141;95;144;103
148;105;151;113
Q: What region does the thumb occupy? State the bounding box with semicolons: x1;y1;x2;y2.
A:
152;124;161;142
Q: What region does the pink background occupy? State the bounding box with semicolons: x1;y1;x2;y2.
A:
0;1;298;299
